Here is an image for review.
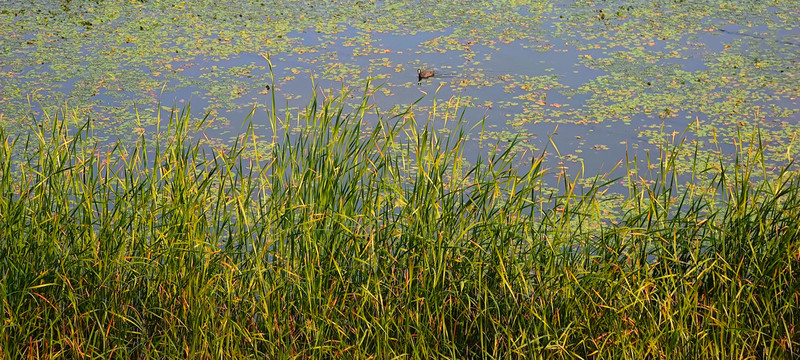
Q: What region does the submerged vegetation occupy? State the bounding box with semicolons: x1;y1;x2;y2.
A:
1;86;798;358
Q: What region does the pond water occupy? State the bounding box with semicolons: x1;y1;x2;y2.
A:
2;0;799;179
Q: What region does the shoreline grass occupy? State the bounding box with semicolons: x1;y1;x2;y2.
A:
1;86;798;359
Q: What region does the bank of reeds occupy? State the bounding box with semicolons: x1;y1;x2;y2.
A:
1;85;798;359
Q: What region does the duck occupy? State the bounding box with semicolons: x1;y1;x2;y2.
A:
417;69;435;80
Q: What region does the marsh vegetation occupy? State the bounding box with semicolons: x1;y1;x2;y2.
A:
2;85;798;358
1;0;799;358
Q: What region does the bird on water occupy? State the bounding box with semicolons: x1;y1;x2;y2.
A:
417;69;434;81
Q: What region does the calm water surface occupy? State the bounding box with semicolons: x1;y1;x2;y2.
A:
1;0;799;178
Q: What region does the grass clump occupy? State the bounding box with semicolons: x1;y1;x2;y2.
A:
0;86;798;359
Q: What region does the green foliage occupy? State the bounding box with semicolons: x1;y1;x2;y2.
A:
1;84;798;358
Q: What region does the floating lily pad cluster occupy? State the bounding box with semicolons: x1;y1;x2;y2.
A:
1;0;799;172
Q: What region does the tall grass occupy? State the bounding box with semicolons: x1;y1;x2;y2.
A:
0;84;798;359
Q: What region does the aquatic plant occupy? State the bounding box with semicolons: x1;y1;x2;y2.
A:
0;84;797;358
